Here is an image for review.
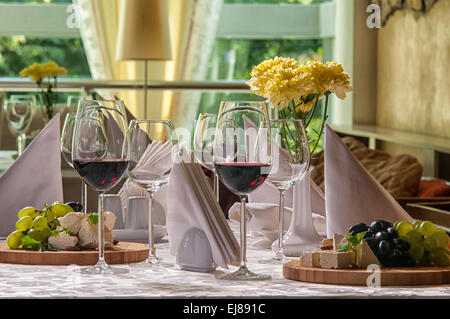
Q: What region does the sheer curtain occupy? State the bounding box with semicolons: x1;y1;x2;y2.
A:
170;0;223;132
75;0;223;125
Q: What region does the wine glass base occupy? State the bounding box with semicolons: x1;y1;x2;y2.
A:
77;262;129;275
258;254;292;265
215;266;271;281
131;256;171;268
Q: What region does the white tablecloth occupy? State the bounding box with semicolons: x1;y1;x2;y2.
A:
0;221;449;298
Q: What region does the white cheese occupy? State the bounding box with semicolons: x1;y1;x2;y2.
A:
104;211;116;232
78;217;115;248
48;231;78;250
58;212;86;234
355;240;381;268
320;250;356;269
333;234;346;251
300;249;321;267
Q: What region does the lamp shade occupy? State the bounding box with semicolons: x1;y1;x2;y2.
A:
115;0;172;61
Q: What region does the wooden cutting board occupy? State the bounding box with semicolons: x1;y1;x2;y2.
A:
283;260;450;286
0;242;148;265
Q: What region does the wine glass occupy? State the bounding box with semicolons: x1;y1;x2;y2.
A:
213;101;272;280
127;119;174;267
72;99;130;275
193;113;220;202
61;113;88;213
3;97;36;157
259;119;310;264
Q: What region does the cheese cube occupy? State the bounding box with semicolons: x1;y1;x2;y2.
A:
300;250;321;267
355;240;381;268
320;250;356;269
333;234;346;251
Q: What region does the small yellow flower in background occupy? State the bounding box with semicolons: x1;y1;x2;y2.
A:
303;61;353;99
246;56;312;110
20;61;67;82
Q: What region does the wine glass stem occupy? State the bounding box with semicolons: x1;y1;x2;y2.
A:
81;181;88;213
17;133;26;156
214;172;220;203
97;193;106;266
276;190;286;259
239;195;248;269
148;191;156;259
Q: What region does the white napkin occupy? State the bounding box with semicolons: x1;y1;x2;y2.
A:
166;152;240;269
0;114;63;236
325;124;414;237
228;202;326;234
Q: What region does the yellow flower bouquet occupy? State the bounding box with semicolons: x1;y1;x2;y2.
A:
246;57;352;155
20;61;67;121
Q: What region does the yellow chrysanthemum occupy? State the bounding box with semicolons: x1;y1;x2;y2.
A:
20;61;67;82
246;57;312;109
303;61;353;99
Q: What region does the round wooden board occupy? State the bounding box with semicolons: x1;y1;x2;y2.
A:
0;242;149;266
283;260;450;286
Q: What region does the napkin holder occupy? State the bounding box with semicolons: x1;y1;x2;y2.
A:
176;227;215;272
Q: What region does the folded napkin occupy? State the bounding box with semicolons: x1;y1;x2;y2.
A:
166;152;240;269
0;114;63;236
325;124;414;237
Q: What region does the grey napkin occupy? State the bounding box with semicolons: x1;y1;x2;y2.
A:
325;125;414;237
0;114;63;236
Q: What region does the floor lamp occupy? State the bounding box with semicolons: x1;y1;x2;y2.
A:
115;0;172;119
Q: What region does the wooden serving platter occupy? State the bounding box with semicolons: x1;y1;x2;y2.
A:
283;260;450;286
0;242;148;266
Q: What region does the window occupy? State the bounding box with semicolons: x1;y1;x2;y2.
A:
0;0;91;79
198;0;335;151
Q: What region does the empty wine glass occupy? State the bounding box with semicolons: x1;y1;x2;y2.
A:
3;97;36;156
259;119;310;264
127;119;175;268
72;99;130;275
61;113;88;213
193;113;220;202
213;101;272;280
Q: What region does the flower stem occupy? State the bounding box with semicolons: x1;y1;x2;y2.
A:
310;93;329;156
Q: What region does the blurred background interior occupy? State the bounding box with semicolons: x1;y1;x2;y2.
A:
0;0;449;218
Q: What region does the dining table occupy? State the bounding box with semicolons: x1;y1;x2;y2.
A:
0;220;448;299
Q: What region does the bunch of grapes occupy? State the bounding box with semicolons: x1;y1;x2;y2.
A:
348;219;450;267
6;202;79;251
394;220;450;267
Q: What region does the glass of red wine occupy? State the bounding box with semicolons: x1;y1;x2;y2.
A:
61;113;88;213
72;99;130;275
213;101;272;280
127;120;174;268
259;119;310;264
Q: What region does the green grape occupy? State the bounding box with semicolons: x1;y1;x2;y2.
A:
15;216;33;232
405;229;423;244
419;251;432;266
45;209;56;221
409;244;425;261
412;220;422;229
41;227;51;240
52;203;74;217
419;221;436;237
430;249;450;267
431;230;449;249
393;221;401;229
6;230;24;249
17;207;37;219
32;216;48;231
27;229;42;241
396;221;413;237
424;237;439;252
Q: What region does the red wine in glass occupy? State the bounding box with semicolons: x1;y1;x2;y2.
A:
214;163;270;195
73;159;129;193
